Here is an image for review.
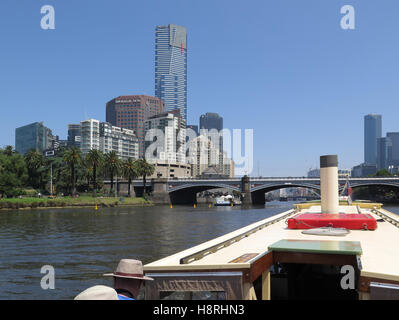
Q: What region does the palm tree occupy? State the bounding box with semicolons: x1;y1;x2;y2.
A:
24;149;45;188
4;145;14;156
136;158;155;195
104;151;121;195
63;147;81;196
123;158;138;197
86;149;103;197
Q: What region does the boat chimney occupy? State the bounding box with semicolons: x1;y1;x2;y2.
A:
320;155;339;213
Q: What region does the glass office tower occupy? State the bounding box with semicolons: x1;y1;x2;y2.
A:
155;24;187;122
15;122;54;155
364;114;382;165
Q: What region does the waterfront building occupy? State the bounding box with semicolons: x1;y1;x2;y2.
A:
155;24;187;121
221;152;235;178
106;95;164;157
80;119;139;160
144;109;186;164
187;134;234;177
386;132;399;166
100;122;139;161
67;124;82;149
377;137;392;170
15;122;55;155
80;119;100;155
364;114;382;165
147;160;191;179
351;163;377;178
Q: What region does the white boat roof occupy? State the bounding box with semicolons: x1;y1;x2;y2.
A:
144;203;399;282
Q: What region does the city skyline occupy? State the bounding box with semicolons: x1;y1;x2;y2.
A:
2;1;399;176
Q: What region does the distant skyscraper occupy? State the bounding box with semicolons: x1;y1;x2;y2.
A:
155;24;187;121
387;132;399;166
377;137;392;170
200;112;223;153
15;122;54;155
200;113;223;132
364;114;382;165
67;124;81;149
106;95;164;157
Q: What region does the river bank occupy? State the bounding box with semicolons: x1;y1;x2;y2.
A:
0;196;153;210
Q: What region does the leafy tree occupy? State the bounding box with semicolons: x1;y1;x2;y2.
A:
63;147;81;196
104;151;121;195
373;169;393;177
0;147;28;197
122;158;138;197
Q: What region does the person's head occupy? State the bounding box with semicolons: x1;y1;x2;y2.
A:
113;277;143;298
104;259;153;299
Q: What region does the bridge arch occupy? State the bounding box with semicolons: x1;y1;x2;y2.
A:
251;183;321;205
168;183;241;205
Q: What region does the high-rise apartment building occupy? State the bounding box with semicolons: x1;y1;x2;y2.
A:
80;119;139;160
106;95;164;157
80;119;100;155
144;109;186;164
100;122;139;161
155;24;187;121
364;114;382;165
15;122;55;155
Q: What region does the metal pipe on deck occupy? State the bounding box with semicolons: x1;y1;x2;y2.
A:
320;155;339;213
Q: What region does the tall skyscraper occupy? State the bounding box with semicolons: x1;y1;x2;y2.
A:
155;24;187;121
386;132;399;166
200;112;224;153
106;95;164;157
364;114;382;165
15;122;55;155
377;137;392;170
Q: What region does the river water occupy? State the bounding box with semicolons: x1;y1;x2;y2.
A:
1;201;398;300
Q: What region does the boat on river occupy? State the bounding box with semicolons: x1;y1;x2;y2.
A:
143;155;399;300
214;195;232;206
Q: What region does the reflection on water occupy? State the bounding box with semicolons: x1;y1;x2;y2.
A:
1;202;398;300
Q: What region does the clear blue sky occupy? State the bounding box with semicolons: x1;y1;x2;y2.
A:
1;0;399;176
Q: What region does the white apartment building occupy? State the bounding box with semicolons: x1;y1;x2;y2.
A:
80;119;100;155
80;119;138;160
100;122;139;160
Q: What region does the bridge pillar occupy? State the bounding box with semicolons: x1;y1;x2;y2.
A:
241;175;252;205
150;178;170;205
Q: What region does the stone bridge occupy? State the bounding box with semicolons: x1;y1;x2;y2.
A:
106;176;399;205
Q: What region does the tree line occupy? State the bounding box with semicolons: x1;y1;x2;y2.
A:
0;146;155;198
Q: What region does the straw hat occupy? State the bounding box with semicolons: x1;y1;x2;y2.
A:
74;285;119;300
104;259;153;281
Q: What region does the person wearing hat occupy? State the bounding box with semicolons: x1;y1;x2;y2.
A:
104;259;153;300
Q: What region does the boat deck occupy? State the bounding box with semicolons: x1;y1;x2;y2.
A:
144;204;399;283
